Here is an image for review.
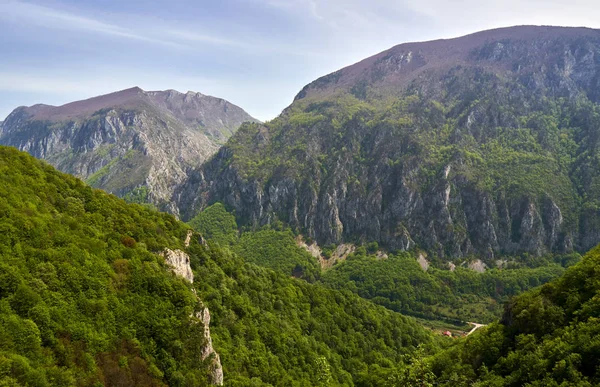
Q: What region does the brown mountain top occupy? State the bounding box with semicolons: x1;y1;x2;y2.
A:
295;25;600;102
1;87;258;212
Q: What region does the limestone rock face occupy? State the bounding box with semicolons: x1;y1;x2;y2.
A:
176;26;600;261
161;248;194;284
0;87;258;214
195;307;224;385
161;246;223;385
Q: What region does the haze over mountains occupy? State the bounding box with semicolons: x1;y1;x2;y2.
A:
0;87;258;213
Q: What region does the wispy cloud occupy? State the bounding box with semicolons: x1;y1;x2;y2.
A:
164;29;243;48
0;0;187;48
164;27;326;58
0;0;328;57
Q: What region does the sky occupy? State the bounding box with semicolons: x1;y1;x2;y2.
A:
1;0;599;121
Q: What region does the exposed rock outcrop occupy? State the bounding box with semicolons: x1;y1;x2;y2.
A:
468;259;487;273
161;247;223;385
161;248;194;283
195;306;223;385
185;230;193;248
176;26;600;261
0;87;258;214
417;253;430;271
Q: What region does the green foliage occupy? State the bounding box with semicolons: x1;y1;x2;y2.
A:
321;250;566;323
233;227;321;281
188;203;238;246
189;205;320;280
189;242;434;386
417;244;600;386
0;146;209;385
123;186;152;206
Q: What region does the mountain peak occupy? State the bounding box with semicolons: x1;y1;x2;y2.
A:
183;24;600;260
0;87;258;212
295;25;600;102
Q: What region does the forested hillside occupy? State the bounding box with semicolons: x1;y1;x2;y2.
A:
189;203;575;324
415;244;600;386
0;146;208;385
0;146;434;386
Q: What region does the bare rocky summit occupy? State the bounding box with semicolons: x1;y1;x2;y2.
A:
0;87;258;214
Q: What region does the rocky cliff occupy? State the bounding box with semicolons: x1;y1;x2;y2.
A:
0;87;258;214
177;26;600;260
162;244;224;385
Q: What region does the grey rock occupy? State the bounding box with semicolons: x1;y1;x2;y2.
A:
176;26;600;261
161;245;224;385
0;87;258;214
161;248;195;283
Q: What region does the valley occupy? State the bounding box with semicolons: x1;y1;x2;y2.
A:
2;24;600;386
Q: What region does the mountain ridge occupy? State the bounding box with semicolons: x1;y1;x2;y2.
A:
177;25;600;260
294;25;600;103
0;87;259;213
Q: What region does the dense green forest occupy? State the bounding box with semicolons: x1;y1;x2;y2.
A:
322;249;575;323
190;242;432;386
405;244;600;386
189;203;574;324
0;146;211;386
0;146;435;386
188;204;321;282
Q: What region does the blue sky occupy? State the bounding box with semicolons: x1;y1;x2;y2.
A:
1;0;599;121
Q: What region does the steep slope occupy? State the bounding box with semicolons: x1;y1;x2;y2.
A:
178;25;600;260
0;87;258;213
0;146;434;386
0;146;217;385
417;244;600;386
189;202;574;324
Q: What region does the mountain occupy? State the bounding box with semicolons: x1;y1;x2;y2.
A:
0;145;434;386
177;25;600;260
0;87;259;213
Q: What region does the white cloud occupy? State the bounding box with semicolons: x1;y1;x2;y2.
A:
0;0;188;48
2;0;600;123
0;0;330;58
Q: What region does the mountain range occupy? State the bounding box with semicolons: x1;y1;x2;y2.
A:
6;26;600;261
177;25;600;260
3;24;600;386
0;87;258;213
